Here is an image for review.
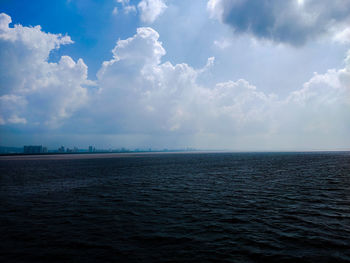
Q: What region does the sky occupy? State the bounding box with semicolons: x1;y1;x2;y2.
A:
0;0;349;151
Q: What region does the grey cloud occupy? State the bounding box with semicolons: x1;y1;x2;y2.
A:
208;0;350;46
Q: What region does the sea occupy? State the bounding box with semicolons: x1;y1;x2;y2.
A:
0;152;349;262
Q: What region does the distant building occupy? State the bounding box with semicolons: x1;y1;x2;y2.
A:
88;146;95;152
58;146;65;153
24;145;43;154
0;146;23;154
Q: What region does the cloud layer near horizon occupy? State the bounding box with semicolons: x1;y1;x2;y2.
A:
0;12;349;149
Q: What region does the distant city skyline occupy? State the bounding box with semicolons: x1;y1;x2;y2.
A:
1;0;350;151
0;144;199;154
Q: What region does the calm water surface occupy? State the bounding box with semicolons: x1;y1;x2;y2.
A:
0;152;349;262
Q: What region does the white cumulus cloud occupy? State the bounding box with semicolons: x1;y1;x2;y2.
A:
0;13;91;127
114;0;136;14
138;0;167;23
1;12;349;150
93;25;350;149
333;27;350;44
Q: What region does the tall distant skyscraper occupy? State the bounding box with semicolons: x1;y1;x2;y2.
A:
58;146;65;153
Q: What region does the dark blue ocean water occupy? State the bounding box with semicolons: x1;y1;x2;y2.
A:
0;152;350;262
